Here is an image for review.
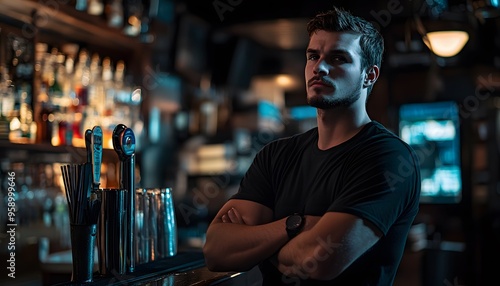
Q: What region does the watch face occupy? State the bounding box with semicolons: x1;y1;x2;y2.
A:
287;215;302;229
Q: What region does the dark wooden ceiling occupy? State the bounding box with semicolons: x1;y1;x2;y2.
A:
180;0;499;55
176;0;500;100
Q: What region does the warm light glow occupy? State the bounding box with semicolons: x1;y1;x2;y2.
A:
424;31;469;57
275;75;293;88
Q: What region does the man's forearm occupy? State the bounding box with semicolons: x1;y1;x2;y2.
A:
275;215;326;279
203;217;288;271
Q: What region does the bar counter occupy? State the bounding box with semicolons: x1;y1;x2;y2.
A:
51;251;261;286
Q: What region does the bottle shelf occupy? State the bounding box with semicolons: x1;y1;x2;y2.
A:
0;0;145;161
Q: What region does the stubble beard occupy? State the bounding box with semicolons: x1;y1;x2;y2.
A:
308;94;360;109
307;80;363;109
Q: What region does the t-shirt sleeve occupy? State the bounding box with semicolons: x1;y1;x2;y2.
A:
328;138;421;235
230;143;276;210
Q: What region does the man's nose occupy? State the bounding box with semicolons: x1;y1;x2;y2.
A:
314;59;330;75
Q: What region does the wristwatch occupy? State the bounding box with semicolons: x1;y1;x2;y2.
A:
286;213;305;239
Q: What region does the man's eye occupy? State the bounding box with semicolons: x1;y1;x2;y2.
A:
331;56;346;63
307;54;319;61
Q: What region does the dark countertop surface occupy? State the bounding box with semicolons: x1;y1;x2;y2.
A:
51;250;261;286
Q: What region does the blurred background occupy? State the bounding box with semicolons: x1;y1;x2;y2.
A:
0;0;499;285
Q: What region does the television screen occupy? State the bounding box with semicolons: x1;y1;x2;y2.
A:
398;101;462;204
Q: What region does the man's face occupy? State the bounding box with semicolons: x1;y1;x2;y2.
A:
305;30;366;109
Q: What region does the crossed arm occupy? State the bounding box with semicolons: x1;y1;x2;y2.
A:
203;199;382;280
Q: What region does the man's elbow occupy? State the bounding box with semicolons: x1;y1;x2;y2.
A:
203;243;221;271
203;251;225;272
203;244;233;272
307;266;342;281
285;252;343;280
203;244;256;272
204;258;223;272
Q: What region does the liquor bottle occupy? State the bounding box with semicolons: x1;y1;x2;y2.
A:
0;66;15;118
101;57;115;114
73;49;90;108
50;52;67;106
105;0;124;28
8;36;34;113
0;66;14;140
122;0;142;36
81;53;103;134
48;51;70;146
75;0;88;11
88;53;103;110
36;84;53;144
88;0;104;16
19;89;35;141
70;49;91;140
52;106;73;146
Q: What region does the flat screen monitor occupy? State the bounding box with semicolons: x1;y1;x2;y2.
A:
398;101;462;204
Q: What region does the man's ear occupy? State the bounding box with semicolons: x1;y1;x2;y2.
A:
363;66;380;87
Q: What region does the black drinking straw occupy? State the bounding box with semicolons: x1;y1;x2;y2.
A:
61;163;100;225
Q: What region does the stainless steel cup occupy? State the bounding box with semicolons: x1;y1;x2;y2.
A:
70;223;97;283
157;188;177;258
97;188;127;275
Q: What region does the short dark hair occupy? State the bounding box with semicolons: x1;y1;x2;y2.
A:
307;7;384;94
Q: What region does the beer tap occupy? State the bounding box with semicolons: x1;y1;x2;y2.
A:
112;124;136;273
91;126;103;193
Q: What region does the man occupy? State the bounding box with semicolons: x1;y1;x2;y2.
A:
203;6;421;285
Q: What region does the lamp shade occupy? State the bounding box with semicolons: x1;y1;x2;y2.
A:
424;31;469;57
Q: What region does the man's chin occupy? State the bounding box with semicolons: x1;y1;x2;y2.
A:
308;98;332;109
308;96;357;109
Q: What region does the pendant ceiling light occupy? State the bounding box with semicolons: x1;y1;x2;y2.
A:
423;30;470;57
410;0;474;58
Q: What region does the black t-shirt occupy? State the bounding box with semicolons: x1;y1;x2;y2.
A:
231;121;421;285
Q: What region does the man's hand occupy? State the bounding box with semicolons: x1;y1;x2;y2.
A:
203;199;287;272
221;207;244;224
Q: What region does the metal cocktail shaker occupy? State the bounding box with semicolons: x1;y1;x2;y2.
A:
134;188;177;263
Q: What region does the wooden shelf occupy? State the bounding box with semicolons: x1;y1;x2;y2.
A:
0;0;142;54
0;140;118;163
